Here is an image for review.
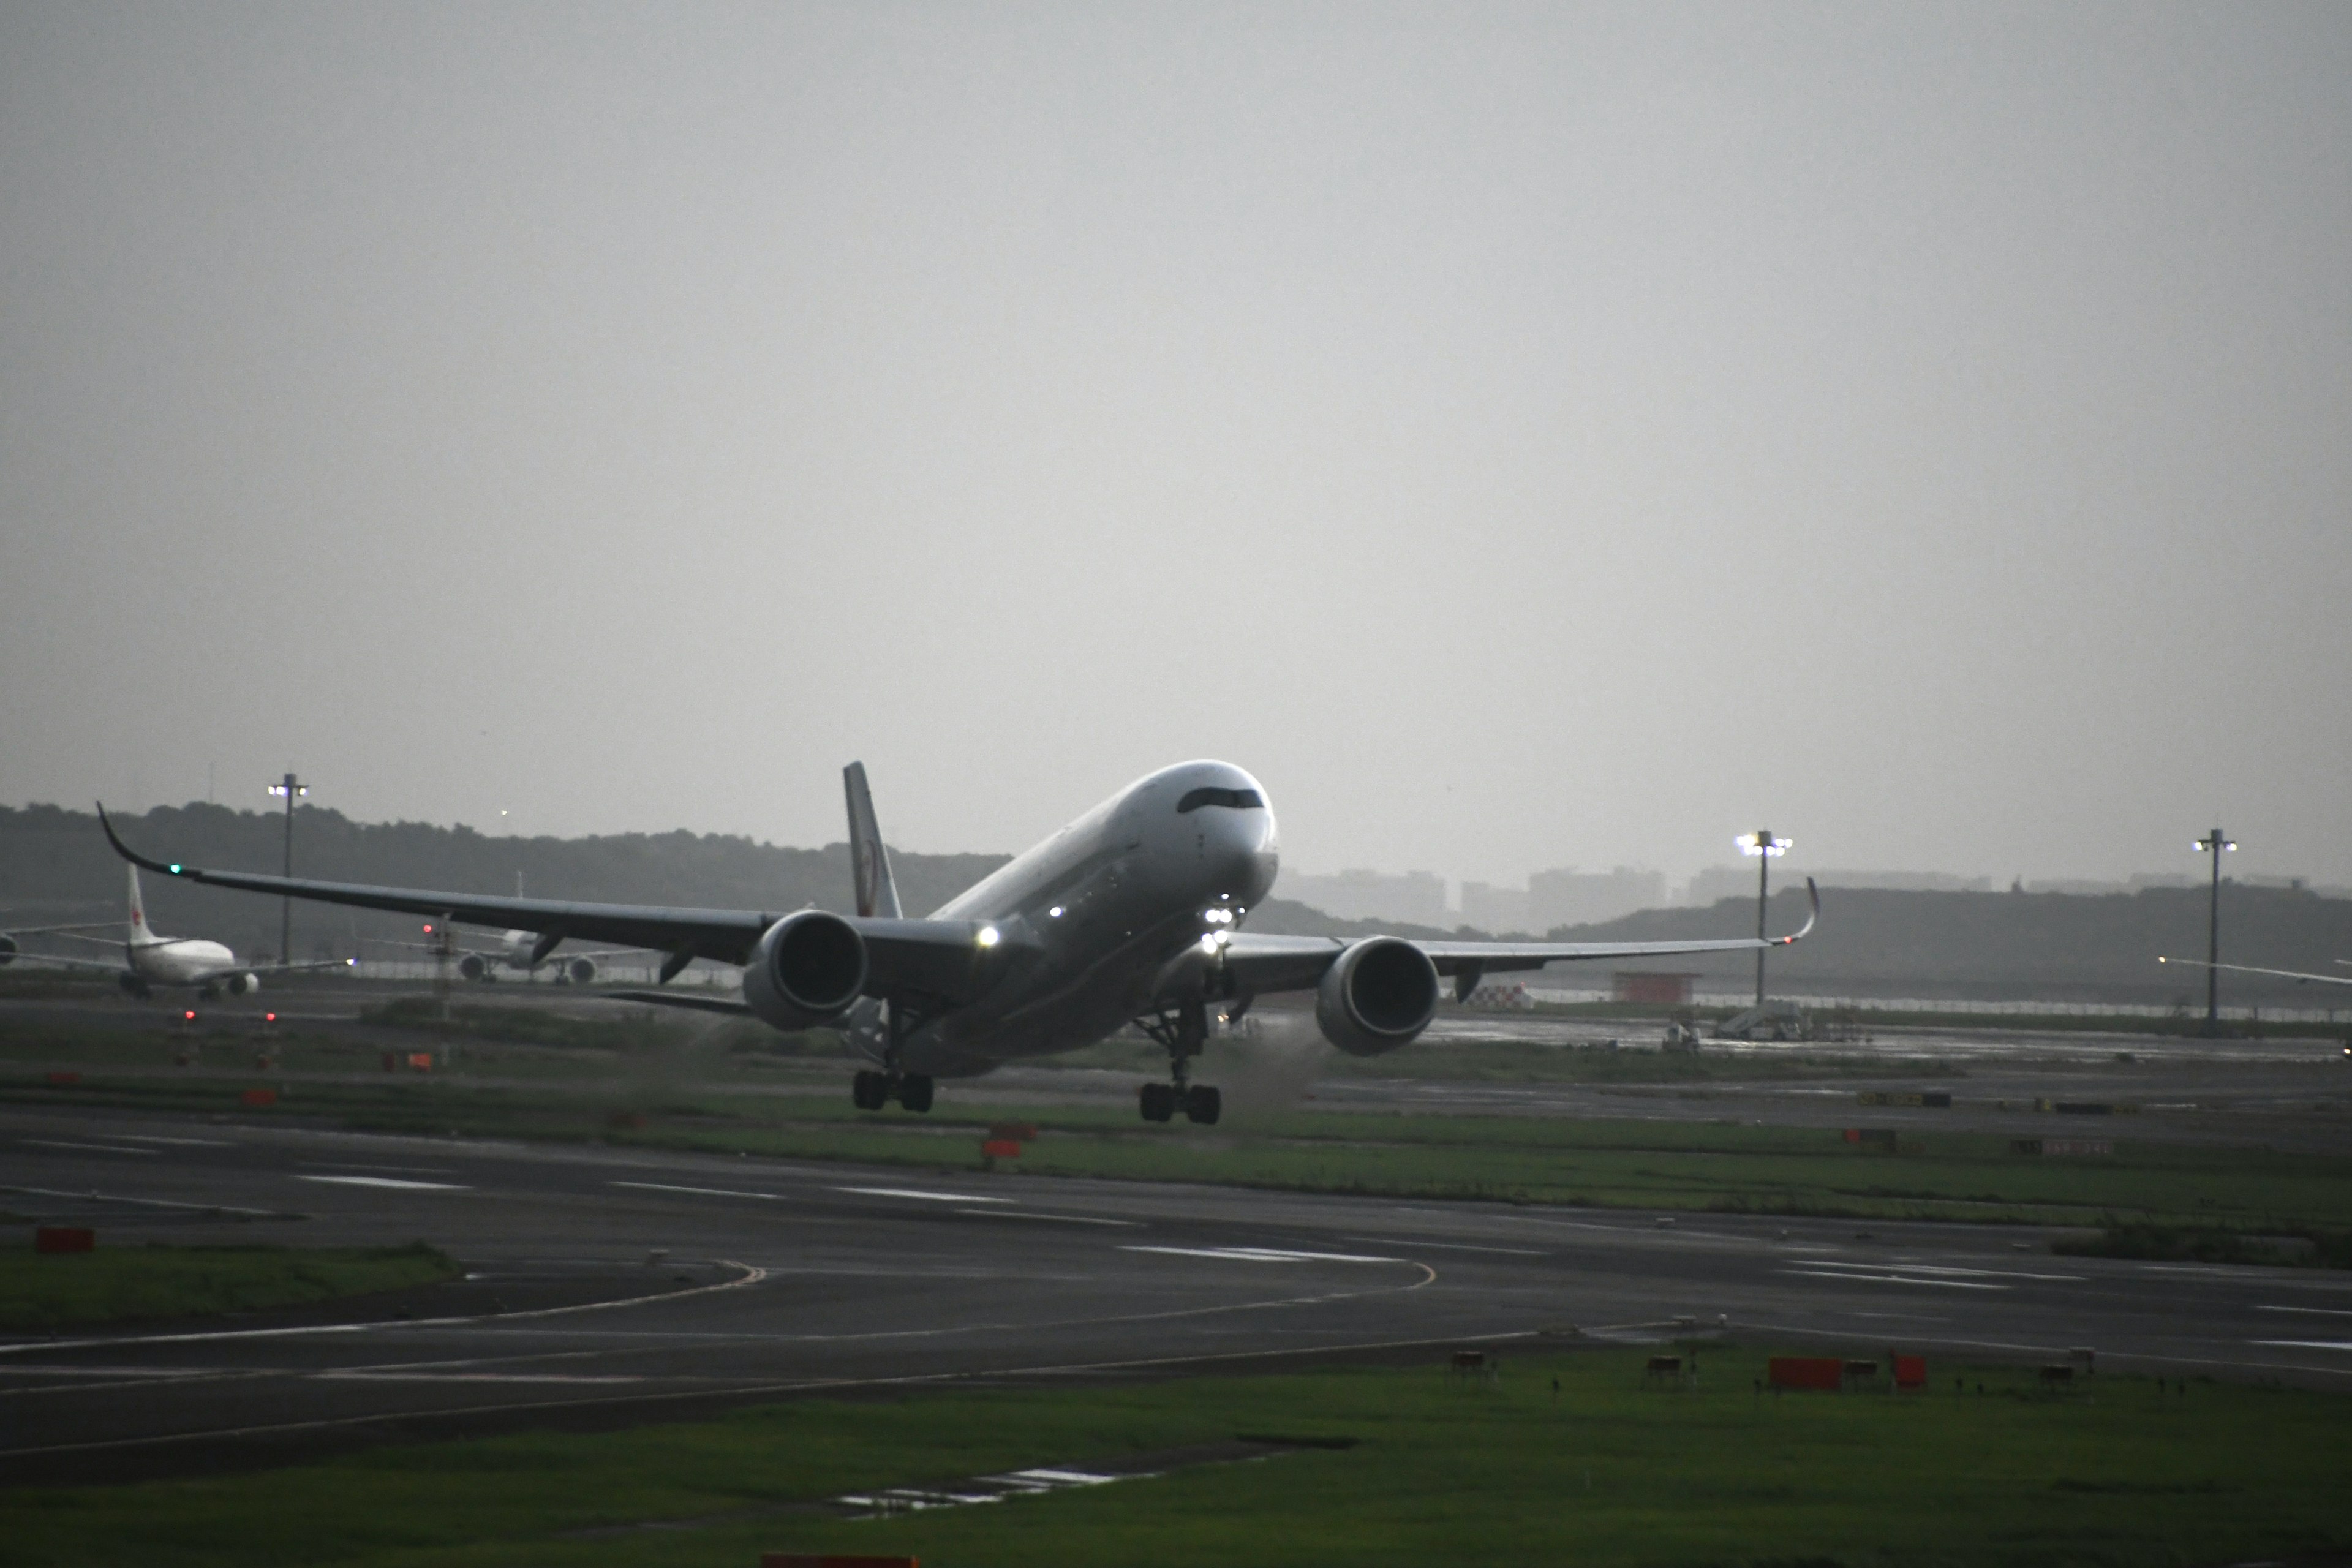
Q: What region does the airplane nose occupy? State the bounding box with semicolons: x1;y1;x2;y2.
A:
1200;809;1278;904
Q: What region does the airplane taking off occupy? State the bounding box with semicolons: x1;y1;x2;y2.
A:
0;866;352;999
2159;956;2352;987
101;761;1817;1123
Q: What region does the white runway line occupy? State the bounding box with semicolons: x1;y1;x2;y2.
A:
20;1139;159;1156
312;1371;647;1384
2250;1340;2352;1352
111;1134;234;1147
2255;1304;2352;1317
295;1175;468;1191
953;1208;1137;1226
834;1186;1014;1204
1338;1236;1547;1256
1121;1246;1404;1265
612;1179;788;1201
1779;1267;2007;1291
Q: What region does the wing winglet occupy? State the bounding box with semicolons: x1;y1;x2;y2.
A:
1774;878;1821;945
98;804;179;877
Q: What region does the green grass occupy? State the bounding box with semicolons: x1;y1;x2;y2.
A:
5;1346;2346;1567
0;1242;460;1332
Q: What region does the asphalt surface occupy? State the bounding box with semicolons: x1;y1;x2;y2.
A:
6;1093;2351;1489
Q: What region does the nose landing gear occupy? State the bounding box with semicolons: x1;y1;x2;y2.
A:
1135;994;1221;1125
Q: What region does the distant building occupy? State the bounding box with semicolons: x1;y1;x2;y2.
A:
1457;879;1531;933
1280;868;1447;927
1526;866;1669;930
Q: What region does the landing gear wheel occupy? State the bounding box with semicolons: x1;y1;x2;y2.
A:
897;1074;935;1114
1139;1082;1176;1123
851;1070;889;1111
1183;1085;1221;1125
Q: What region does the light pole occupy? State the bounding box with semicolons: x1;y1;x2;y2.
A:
268;773;308;963
1736;830;1791;1007
2194;826;2234;1036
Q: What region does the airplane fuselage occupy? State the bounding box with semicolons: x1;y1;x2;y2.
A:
126;935;244;989
847;761;1279;1077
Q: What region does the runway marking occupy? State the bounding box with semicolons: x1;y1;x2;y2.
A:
20;1139;160;1156
953;1208;1137;1226
1868;1262;2083;1283
298;1161;456;1176
1338;1236;1546;1256
313;1371;648;1384
1779;1267;2007;1291
111;1134;233;1147
2255;1305;2352;1317
0;1260;769;1358
1121;1246;1404;1265
835;1186;1014;1205
0;1185;288;1218
612;1180;791;1202
2251;1340;2352;1353
296;1175;468;1191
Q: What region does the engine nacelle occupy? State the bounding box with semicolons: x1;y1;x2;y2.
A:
1315;937;1440;1057
458;953;489;982
742;910;867;1030
565;957;597;986
0;934;15;966
225;973;260;996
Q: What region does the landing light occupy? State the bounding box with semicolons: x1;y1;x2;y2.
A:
1199;933;1220;955
1049;906;1064;918
976;925;1001;949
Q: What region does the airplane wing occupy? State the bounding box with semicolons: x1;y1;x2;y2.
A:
1222;879;1819;997
2157;956;2352;988
100;806;1005;1003
0;949;126;975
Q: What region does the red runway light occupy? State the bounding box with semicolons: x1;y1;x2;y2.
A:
183;1010;196;1020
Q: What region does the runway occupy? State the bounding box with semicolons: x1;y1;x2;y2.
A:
6;1098;2350;1488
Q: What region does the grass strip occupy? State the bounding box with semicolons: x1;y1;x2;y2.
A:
4;1346;2346;1567
0;1242;460;1332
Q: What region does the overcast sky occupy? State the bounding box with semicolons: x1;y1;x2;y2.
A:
4;2;2346;891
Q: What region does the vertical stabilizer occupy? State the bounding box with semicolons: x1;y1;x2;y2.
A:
843;762;902;919
126;864;158;947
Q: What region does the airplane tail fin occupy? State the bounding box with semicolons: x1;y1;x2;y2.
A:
843;762;903;919
126;864;155;946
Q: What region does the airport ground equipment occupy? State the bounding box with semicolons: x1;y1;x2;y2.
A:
101;761;1817;1120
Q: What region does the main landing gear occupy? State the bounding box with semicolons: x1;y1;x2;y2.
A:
1134;994;1221;1126
852;1070;933;1113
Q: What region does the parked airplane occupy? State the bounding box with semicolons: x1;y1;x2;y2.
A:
380;925;652;984
0;866;352;998
2158;956;2352;987
100;761;1817;1121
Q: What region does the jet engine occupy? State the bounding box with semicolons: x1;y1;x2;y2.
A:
742;910;868;1030
564;957;597;986
458;954;490;981
0;935;14;966
224;973;261;996
1314;937;1440;1056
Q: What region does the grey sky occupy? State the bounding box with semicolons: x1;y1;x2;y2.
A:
4;3;2346;891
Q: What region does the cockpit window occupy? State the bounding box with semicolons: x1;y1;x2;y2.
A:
1177;786;1265;813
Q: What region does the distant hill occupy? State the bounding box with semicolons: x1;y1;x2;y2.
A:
6;804;2346;1006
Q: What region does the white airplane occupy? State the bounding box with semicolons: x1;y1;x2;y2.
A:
378;925;650;984
0;866;352;999
2158;956;2352;987
102;760;1817;1121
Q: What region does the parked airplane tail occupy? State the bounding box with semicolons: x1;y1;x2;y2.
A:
843;762;903;919
126;864;157;946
